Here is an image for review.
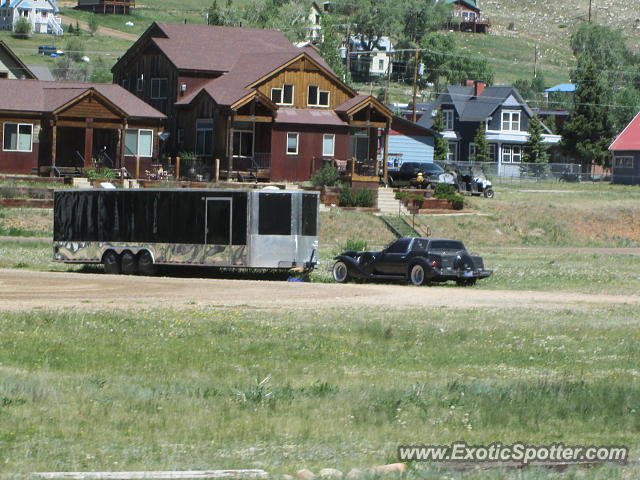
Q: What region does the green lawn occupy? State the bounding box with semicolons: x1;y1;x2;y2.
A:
0;305;638;475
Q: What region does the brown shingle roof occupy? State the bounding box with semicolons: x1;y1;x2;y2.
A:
152;23;299;73
0;79;166;119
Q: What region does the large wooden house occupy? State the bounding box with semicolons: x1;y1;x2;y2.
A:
111;22;393;183
445;0;489;33
0;79;165;175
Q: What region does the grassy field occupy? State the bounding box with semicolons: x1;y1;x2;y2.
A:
0;305;639;476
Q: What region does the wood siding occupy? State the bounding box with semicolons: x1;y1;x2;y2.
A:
0;118;42;174
59;96;122;120
255;57;352;110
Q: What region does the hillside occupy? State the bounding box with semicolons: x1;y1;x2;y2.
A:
6;0;640;95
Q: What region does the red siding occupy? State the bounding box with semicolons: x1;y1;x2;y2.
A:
270;125;349;181
0;147;40;174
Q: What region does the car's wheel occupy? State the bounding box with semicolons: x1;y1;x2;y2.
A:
103;250;121;275
137;250;156;276
456;278;477;287
332;260;350;283
484;188;495;198
121;251;138;275
408;263;426;286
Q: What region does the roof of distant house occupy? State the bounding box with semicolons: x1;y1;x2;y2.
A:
26;65;54;81
609;111;640;151
544;83;576;93
444;0;479;10
416;84;538;129
0;79;166;119
0;40;37;79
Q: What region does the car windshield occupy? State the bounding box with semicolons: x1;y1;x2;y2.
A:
430;240;465;250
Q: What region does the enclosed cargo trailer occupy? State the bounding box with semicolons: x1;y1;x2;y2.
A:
53;188;319;275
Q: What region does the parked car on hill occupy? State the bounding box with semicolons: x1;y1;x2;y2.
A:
387;162;444;186
332;237;492;286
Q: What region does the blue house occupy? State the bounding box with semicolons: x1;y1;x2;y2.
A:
416;80;560;170
385;116;436;168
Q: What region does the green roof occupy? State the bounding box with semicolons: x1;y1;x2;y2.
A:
445;0;478;8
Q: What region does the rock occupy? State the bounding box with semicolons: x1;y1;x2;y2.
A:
345;469;365;480
297;469;316;480
370;463;407;475
282;475;294;480
318;469;342;479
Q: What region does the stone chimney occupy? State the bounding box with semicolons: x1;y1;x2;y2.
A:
474;81;486;97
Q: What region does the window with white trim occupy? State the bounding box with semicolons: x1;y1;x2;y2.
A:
124;129;153;157
271;84;294;105
378;59;384;71
613;156;634;169
151;78;168;99
287;132;299;155
233;130;253;158
322;134;335;157
447;141;458;162
501;110;521;131
489;143;497;162
3;123;33;152
195;119;214;156
443;109;454;130
502;145;522;163
308;85;330;107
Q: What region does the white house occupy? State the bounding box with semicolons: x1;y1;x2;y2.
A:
306;1;322;43
0;0;63;36
346;35;393;80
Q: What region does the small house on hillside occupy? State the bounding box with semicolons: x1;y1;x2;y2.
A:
0;79;165;176
0;40;37;79
609;112;640;185
445;0;489;33
345;35;393;82
112;22;393;184
0;0;63;35
76;0;133;14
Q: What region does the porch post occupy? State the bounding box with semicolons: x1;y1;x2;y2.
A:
228;111;235;175
50;118;57;178
383;120;390;184
84;118;94;169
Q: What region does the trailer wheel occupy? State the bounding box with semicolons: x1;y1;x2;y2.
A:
103;250;121;275
137;251;157;276
121;251;138;275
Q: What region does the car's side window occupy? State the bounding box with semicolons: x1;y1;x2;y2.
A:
411;239;429;252
386;239;411;254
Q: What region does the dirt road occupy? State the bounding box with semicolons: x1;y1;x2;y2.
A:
0;269;637;312
59;15;138;41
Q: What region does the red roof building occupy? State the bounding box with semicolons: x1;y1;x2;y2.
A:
609;112;640;184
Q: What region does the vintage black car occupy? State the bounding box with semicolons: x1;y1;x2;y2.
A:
332;237;492;286
387;162;444;186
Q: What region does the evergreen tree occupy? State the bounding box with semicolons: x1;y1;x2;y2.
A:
560;56;615;168
207;0;223;25
432;109;449;162
473;123;490;162
523;115;549;164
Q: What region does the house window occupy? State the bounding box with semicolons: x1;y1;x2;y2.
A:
443;109;454;130
271;84;294;105
0;72;8;79
151;78;168;99
136;77;143;92
233;130;253;157
468;142;476;160
124;129;153;157
378;59;384;71
195;119;214;156
613;156;634;169
177;128;184;145
502;145;522;163
121;78;128;89
447;141;458;162
308;85;330;107
501;110;521;131
489;143;497;162
3;123;33;152
287;132;299;155
322;134;335;156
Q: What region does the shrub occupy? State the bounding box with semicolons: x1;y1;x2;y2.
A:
433;183;464;204
343;239;368;252
13;18;32;37
339;186;375;207
310;164;341;187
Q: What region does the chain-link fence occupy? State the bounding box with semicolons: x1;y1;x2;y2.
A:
435;161;639;185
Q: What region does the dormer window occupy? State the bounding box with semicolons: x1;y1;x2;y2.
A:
502;110;521;131
271;84;294;105
443;109;454;130
308;85;330;107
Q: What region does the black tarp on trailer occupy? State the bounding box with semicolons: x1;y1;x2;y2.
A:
54;190;249;245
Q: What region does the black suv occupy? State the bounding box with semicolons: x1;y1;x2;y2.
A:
388;162;444;186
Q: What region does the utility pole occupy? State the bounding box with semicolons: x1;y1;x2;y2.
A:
411;49;419;122
533;45;539;78
588;0;592;23
384;51;392;104
345;23;351;78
